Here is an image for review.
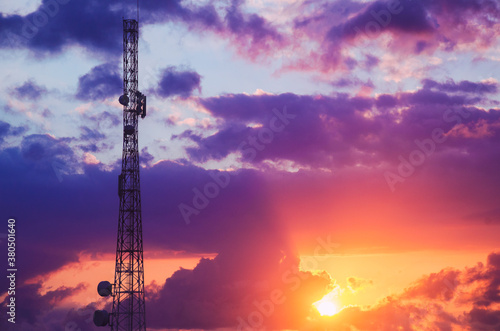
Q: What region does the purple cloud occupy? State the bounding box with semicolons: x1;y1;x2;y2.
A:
0;0;283;60
422;79;498;94
327;0;433;41
180;79;499;169
291;0;500;72
0;0;122;55
79;126;105;141
153;66;202;99
0;282;87;330
12;80;47;100
0;121;26;145
148;251;330;329
76;63;121;101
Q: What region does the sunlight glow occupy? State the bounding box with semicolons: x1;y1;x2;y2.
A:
313;288;342;316
314;300;339;316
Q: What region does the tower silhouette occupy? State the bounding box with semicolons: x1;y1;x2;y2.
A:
94;18;147;331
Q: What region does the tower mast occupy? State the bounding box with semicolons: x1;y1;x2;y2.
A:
94;16;147;331
113;17;147;330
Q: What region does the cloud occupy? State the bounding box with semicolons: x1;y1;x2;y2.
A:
0;136;333;330
142;0;285;59
147;241;331;329
0;73;498;329
347;277;374;292
0;282;87;330
0;0;123;55
0;77;497;286
290;0;500;72
308;252;500;330
75;63;121;101
12;80;47;100
0;0;284;61
152;66;202;99
327;0;433;40
422;79;499;94
79;126;106;141
222;0;285;59
1;0;497;72
0;120;27;145
331;77;375;88
140;0;222;28
179;79;499;171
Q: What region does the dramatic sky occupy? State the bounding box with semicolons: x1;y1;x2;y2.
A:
0;0;499;330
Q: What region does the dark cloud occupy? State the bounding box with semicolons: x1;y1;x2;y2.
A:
12;80;47;100
328;0;434;40
0;0;123;55
422;79;498;94
0;282;86;330
0;79;496;291
140;0;223;31
292;0;500;72
83;110;121;128
0;137;291;278
363;54;380;70
20;134;74;164
0;76;499;330
76;118;115;154
0;134;95;281
140;146;154;167
61;303;100;331
223;0;284;58
41;108;53;118
79;126;105;141
331;77;374;88
75;63;121;101
401;268;461;301
142;0;284;59
144;174;332;329
153;66;201;99
0;120;27;144
0;135;332;329
347;276;374;291
181;80;500;170
0;0;283;60
148;252;330;329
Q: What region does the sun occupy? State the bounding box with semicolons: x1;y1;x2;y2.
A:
313;287;343;316
314;299;340;316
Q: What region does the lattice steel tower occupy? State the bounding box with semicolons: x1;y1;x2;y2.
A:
94;18;147;331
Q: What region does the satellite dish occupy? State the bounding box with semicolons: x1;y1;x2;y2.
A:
97;281;113;297
119;94;129;106
93;310;109;326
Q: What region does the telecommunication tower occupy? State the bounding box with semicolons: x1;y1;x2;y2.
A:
93;17;147;331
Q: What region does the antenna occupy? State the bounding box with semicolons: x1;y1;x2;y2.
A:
94;8;147;331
